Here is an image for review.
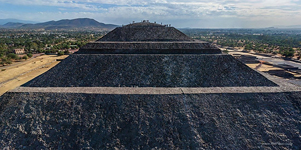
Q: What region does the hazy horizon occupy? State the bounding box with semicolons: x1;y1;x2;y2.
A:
0;0;301;28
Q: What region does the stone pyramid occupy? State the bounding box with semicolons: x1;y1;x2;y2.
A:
97;21;193;41
0;21;300;149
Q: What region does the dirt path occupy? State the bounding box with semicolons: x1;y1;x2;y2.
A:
0;53;44;70
246;63;282;72
0;55;68;96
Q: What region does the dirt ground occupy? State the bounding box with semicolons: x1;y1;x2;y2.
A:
247;63;282;72
247;63;301;79
0;55;68;96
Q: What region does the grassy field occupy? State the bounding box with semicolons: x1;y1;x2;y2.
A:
0;55;68;96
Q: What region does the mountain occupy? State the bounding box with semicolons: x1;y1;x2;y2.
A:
283;25;301;29
0;19;37;25
1;22;25;28
274;25;301;29
1;18;118;31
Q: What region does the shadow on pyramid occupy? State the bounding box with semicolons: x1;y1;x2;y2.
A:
0;21;300;149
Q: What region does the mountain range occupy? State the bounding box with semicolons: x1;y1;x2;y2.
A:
0;19;38;25
0;18;118;31
276;25;301;29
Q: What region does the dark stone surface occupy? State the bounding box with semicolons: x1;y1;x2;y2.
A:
79;41;221;54
264;70;295;79
22;54;277;87
0;92;300;149
81;42;217;50
77;48;221;54
235;55;260;64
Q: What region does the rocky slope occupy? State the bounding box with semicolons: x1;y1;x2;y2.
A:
0;92;300;149
23;54;277;87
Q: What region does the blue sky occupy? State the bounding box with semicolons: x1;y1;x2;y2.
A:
0;0;301;28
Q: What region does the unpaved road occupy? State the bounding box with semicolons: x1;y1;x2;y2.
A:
0;55;68;96
229;51;301;69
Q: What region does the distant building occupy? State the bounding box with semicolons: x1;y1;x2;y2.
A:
13;49;25;54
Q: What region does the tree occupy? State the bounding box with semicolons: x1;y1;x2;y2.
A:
64;50;70;55
7;60;12;64
31;42;39;51
223;49;229;54
57;51;64;56
7;53;18;59
27;53;33;58
1;57;8;65
258;48;264;52
282;50;294;58
45;50;51;54
22;55;28;60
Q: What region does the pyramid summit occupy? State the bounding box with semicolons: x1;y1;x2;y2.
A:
0;21;301;149
98;21;193;41
79;21;221;54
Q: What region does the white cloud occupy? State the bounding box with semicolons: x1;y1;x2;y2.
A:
0;0;301;27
